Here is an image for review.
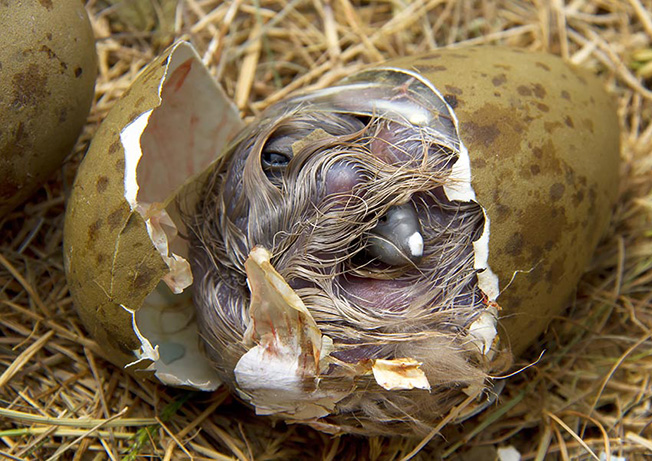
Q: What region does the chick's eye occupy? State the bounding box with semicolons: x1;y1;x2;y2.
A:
262;151;290;169
261;135;294;176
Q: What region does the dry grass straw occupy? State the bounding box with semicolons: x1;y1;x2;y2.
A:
1;0;651;459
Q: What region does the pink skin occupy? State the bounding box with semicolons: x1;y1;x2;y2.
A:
324;121;422;198
368;121;415;165
319;126;424;315
339;275;413;312
324;161;364;197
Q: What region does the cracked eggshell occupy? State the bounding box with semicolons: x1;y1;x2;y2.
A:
387;47;620;355
63;42;243;389
0;1;96;217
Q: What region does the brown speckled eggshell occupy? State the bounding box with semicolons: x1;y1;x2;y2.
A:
387;47;620;356
63;51;174;371
0;1;96;217
64;42;245;379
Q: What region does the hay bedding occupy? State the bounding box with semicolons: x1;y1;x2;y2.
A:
1;0;651;459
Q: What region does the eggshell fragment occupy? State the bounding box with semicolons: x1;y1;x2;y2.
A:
372;358;431;391
64;42;243;389
234;246;350;419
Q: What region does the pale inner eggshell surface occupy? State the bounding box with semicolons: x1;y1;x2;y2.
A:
65;42;244;390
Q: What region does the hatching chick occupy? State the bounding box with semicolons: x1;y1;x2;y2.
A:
186;71;504;435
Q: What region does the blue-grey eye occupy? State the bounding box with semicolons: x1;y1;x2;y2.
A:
261;136;294;176
262;151;290;168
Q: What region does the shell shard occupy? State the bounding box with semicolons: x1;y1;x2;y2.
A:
468;307;499;356
130;286;220;390
372;358;431;391
64;42;243;390
235;246;349;419
239;246;324;379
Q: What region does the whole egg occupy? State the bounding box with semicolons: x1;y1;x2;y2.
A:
0;1;96;217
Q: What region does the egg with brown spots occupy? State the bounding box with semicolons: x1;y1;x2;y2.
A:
64;44;619;437
0;1;96;217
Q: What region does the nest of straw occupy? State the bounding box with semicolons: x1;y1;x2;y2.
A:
2;1;651;459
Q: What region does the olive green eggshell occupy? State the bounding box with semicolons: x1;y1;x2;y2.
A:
64;49;176;370
386;47;619;356
0;1;96;217
64;41;244;379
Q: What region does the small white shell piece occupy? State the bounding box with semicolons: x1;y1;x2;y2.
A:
371;358;431;391
234;247;350;419
468;306;499;356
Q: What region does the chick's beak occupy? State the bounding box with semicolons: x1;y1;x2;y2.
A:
365;203;424;266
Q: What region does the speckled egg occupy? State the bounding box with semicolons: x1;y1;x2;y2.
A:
0;1;96;217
